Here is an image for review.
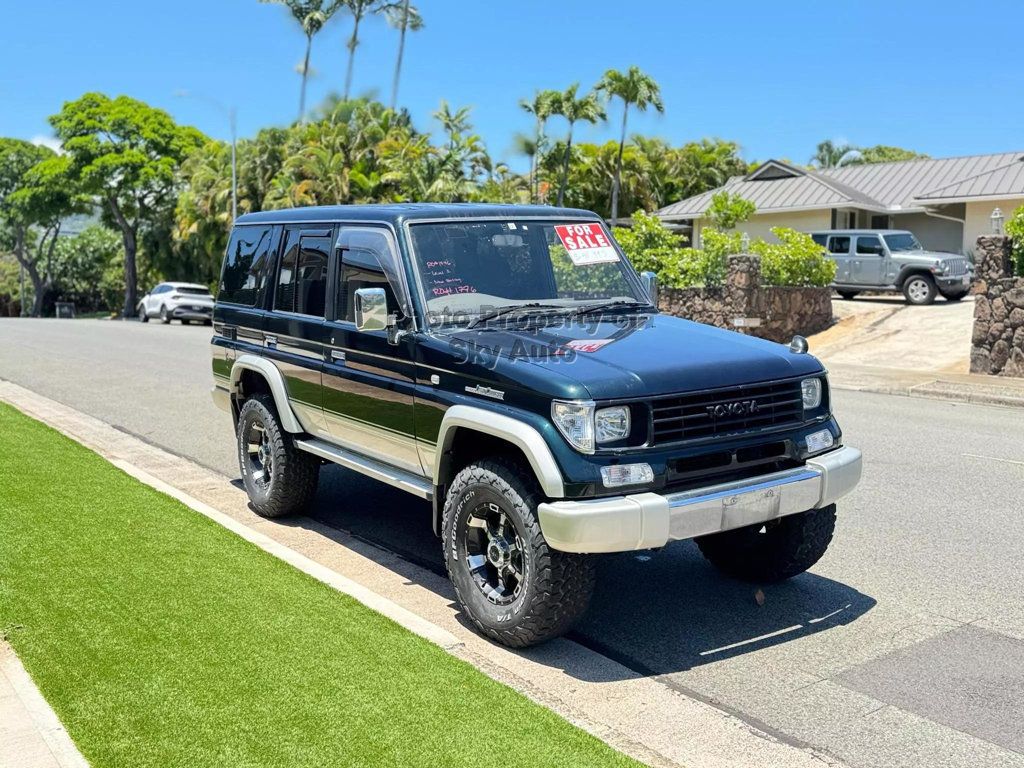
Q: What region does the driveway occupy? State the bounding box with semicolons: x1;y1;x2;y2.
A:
2;318;1023;768
809;295;974;373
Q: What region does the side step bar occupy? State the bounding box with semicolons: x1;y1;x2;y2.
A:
295;438;433;501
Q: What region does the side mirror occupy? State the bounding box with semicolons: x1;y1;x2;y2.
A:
354;287;388;332
640;271;659;308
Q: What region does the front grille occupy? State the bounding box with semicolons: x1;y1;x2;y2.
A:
651;380;804;445
946;258;968;277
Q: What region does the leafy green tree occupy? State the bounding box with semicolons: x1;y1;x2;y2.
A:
49;93;205;316
853;145;929;164
342;0;387;101
550;84;605;207
385;0;423;110
0;139;88;316
706;190;756;230
1004;204;1024;277
50;225;124;313
518;89;560;203
667;139;747;202
595;66;664;222
809;140;861;168
260;0;345;122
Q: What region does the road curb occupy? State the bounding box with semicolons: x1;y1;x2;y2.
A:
0;380;845;768
832;379;1024;409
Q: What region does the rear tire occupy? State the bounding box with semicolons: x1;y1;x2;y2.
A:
182;319;191;325
442;457;595;648
902;274;937;305
837;290;859;300
236;394;319;518
696;505;837;583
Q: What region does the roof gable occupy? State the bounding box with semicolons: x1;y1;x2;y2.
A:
746;160;805;181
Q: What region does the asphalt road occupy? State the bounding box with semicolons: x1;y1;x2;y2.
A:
3;318;1023;768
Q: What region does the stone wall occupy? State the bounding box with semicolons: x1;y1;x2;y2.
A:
971;235;1024;377
658;254;833;344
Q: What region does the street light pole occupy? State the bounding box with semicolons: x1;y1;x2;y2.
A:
175;90;238;222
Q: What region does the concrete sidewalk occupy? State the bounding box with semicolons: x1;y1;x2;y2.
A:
0;644;88;768
828;362;1024;409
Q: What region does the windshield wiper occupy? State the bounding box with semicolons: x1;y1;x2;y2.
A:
570;300;651;317
468;303;567;329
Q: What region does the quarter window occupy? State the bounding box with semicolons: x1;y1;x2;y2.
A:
219;225;275;306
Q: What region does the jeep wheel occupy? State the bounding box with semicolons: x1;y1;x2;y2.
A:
159;305;171;324
236;394;319;518
836;290;859;300
442;458;596;648
942;290;967;302
902;274;937;305
696;504;837;583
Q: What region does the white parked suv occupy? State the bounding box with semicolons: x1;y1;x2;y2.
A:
137;282;214;324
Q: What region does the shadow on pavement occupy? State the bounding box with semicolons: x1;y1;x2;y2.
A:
274;465;876;682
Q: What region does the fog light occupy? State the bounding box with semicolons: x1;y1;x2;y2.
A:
806;429;834;454
600;463;654;488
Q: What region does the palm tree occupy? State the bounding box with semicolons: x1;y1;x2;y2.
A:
512;133;538;200
342;0;386;101
260;0;345;123
810;140;861;168
551;84;605;207
384;0;423;110
518;89;559;202
596;66;664;222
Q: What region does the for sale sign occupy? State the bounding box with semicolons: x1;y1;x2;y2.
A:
554;223;620;266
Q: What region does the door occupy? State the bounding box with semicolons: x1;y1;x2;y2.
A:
321;225;421;473
853;235;887;285
146;284;165;313
263;224;332;437
826;235;852;283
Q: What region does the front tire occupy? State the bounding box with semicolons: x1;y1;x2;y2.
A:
903;274;937;305
236;394;319;518
159;305;171;324
442;457;595;648
696;505;837;583
837;290;859;300
942;290;967;302
138;305;149;322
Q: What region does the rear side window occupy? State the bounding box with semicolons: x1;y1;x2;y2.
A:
811;234;827;247
856;236;884;255
179;287;211;296
275;228;331;317
220;225;275;306
827;236;851;254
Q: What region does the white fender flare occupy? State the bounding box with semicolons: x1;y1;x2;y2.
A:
228;355;304;433
434;405;566;499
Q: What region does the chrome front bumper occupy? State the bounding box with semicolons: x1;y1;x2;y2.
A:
538;445;862;554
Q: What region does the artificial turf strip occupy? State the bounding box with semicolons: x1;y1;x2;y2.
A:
0;403;639;768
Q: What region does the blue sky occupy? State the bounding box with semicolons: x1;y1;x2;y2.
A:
2;1;1023;171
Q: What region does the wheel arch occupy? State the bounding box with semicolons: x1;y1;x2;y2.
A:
431;406;566;535
896;265;935;288
228;355;304;433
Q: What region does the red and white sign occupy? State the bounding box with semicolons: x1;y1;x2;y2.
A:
554;223;619;266
565;338;613;353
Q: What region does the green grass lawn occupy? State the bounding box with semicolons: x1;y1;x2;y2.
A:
0;402;638;768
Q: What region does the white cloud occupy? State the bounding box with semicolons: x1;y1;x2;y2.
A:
30;135;64;153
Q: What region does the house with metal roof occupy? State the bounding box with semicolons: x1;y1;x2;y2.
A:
655;152;1024;256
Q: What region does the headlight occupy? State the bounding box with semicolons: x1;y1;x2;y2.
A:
595;406;630;444
938;260;948;273
551;401;595;453
551;401;632;452
801;378;823;409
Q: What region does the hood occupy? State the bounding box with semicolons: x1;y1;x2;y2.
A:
895;249;961;264
448;313;825;400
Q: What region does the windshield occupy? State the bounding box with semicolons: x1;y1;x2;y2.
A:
407;220;646;324
882;233;923;252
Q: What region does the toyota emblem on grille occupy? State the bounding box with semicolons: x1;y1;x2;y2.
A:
706;400;759;419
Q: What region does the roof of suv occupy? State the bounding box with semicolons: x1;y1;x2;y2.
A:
809;229;913;236
235;203;600;226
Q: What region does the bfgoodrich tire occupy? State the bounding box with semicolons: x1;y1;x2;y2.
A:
696;505;837;583
236;394;319;518
442;457;596;648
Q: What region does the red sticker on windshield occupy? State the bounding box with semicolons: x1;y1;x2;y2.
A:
554;223;619;266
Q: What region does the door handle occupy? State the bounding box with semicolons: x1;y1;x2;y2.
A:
265;335;277;348
330;349;346;362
